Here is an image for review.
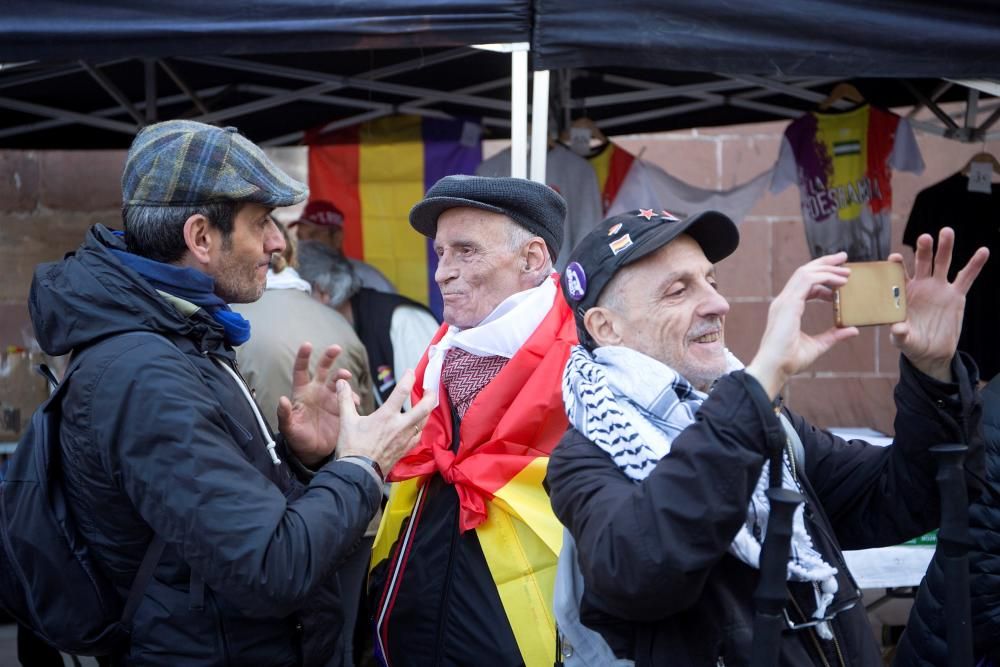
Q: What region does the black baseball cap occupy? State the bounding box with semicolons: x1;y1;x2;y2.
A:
562;208;739;346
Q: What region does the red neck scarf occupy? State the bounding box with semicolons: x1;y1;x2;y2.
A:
388;281;577;532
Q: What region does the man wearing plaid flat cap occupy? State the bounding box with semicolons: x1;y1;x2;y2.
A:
369;175;579;667
27;120;434;666
546;209;988;666
290;199;397;294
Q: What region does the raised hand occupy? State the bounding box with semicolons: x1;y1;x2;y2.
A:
277;343;358;466
335;370;435;474
746;252;860;399
890;227;989;382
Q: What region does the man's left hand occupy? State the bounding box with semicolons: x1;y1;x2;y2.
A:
277;343;360;466
891;227;989;382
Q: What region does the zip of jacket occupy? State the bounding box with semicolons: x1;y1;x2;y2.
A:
210;352;282;465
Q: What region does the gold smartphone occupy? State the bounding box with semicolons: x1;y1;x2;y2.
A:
834;261;907;327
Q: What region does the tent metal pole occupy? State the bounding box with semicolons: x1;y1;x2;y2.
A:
727;73;849;108
0;85;227;140
158;59;210;115
193;80;349;124
530;70;550;183
907;81;953;119
0;62;86;92
258;78;513;147
560;70;573;133
181;55;511;112
598;99;720;130
905;81;960;132
581;78;744;108
511;47;528;178
908;119;951;139
727;98;803;119
965;89;979;130
403;77;512;112
0;96;138;134
144;59;157;124
79;60;144;125
977;105;1000;135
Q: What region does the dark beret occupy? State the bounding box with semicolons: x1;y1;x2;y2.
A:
409;175;567;262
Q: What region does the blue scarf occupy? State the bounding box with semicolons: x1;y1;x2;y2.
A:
110;248;252;345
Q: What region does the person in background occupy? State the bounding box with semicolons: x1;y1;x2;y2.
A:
289;200;397;294
234;221;374;430
297;240;439;407
893;372;1000;666
233;222;378;667
547;209;986;666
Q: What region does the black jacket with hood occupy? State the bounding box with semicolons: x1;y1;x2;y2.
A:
29;225;381;666
547;358;981;667
893;372;1000;666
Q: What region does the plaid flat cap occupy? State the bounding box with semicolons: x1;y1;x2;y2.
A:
122;120;307;208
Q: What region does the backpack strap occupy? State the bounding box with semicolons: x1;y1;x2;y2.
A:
120;536;165;625
57;332;185;622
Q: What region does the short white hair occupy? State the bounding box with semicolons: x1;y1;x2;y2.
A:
504;219;553;272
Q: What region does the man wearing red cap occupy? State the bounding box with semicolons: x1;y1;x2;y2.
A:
290;200;397;294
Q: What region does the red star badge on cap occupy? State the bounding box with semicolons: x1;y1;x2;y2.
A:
637;208;655;220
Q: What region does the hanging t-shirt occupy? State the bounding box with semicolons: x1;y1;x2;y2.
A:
477;144;602;271
771;105;924;261
607;158;771;225
903;172;1000;380
585;142;636;214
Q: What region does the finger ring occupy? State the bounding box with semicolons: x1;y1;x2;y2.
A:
413;425;422;437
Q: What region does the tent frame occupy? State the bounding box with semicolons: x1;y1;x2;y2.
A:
2;45;999;185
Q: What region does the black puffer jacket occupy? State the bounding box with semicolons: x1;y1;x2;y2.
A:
547;359;980;667
29;225;381;666
894;373;1000;666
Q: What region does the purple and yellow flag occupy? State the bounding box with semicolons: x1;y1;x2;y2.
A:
307;116;482;318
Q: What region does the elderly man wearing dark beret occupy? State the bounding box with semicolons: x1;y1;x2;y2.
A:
369;175;578;667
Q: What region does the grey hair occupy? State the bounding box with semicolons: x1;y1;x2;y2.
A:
123;201;238;263
504;220;553;273
296;240;360;306
595;273;625;312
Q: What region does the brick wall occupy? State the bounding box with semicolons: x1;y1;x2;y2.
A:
0;150;126;347
607;123;1000;434
2;123;995;434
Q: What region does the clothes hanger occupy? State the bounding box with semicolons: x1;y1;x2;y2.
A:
961;151;1000;176
817;83;865;111
558;117;610;156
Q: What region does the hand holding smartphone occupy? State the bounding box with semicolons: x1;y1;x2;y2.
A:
834;261;907;327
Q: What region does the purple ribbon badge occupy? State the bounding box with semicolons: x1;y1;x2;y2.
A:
565;262;588;301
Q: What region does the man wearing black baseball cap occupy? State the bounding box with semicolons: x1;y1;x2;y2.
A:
547;209;987;666
26;120;434;665
369;175;579;666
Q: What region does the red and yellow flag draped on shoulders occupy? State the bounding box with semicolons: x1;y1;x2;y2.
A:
372;280;578;667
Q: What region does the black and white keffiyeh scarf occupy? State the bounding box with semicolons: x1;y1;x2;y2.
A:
562;344;839;639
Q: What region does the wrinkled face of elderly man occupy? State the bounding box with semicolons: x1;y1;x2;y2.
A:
586;234;731;393
433;207;551;329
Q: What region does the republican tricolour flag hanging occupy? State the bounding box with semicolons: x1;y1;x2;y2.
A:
307;116;482;318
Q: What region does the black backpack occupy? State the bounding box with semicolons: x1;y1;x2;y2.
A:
0;333;164;656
